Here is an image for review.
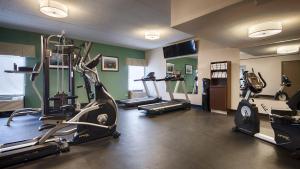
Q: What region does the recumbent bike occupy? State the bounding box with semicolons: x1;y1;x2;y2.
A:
233;69;300;158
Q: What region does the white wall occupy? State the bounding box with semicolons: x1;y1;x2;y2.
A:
198;39;240;109
145;39;240;109
145;48;201;105
145;48;168;99
240;53;300;95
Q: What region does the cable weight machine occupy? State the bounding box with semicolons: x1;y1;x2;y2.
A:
42;34;77;116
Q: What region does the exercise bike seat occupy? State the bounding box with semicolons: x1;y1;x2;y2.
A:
271;109;297;116
287;90;300;111
271;114;300;124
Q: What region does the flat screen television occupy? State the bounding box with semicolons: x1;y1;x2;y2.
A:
163;40;198;59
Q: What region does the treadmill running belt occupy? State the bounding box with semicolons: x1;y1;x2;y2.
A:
118;97;161;107
138;101;183;110
120;97;155;104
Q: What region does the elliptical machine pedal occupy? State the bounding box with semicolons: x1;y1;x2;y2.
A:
58;139;70;153
112;131;121;139
291;150;300;159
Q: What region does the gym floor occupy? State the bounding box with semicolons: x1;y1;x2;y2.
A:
0;108;299;169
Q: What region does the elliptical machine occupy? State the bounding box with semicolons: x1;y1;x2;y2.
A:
274;75;292;101
39;41;121;143
0;35;120;168
233;69;300;158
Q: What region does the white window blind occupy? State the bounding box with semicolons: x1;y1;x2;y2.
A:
128;66;145;91
0;55;26;95
0;42;35;57
126;58;146;66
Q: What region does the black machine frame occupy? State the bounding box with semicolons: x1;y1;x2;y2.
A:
233;69;300;158
42;35;76;116
0;33;120;168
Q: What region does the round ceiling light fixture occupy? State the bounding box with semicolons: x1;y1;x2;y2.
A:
248;22;282;38
277;45;299;55
40;0;68;18
145;31;160;40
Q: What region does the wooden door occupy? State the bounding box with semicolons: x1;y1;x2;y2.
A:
282;60;300;97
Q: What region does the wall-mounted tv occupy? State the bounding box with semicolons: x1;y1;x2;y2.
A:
163;40;198;59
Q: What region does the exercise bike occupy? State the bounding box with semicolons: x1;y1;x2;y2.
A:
233;69;300;158
274;75;292;101
0;35;120;168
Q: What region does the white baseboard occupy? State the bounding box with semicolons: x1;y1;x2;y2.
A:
211;109;227;115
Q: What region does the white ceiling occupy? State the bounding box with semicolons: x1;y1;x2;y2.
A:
242;39;300;56
173;0;300;56
0;0;192;50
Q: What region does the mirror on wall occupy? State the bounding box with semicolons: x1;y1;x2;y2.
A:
166;55;198;94
240;38;300;100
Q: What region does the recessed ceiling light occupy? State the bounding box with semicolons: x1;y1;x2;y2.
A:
248;22;282;38
277;45;299;55
145;31;160;40
40;0;68;18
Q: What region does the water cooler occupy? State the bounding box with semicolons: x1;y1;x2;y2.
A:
202;78;210;111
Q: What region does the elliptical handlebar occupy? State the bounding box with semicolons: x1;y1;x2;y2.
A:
258;72;267;88
85;54;101;69
82;42;92;63
241;68;266;95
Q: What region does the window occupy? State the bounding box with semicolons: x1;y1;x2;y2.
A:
128;66;145;91
0;55;26;95
240;65;246;88
240;65;246;79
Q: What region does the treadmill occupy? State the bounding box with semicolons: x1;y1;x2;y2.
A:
138;73;191;114
118;72;161;107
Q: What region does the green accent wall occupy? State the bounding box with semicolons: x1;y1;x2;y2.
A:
0;27;144;108
167;57;198;93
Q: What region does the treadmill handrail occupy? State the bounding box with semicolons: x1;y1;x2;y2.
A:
156;78;166;81
156;78;185;81
134;78;156;81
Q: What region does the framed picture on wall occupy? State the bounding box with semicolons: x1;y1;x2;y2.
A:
185;64;193;74
166;63;175;74
49;53;69;69
101;56;119;72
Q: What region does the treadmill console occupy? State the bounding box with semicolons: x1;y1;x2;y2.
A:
143;72;156;81
165;73;184;81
